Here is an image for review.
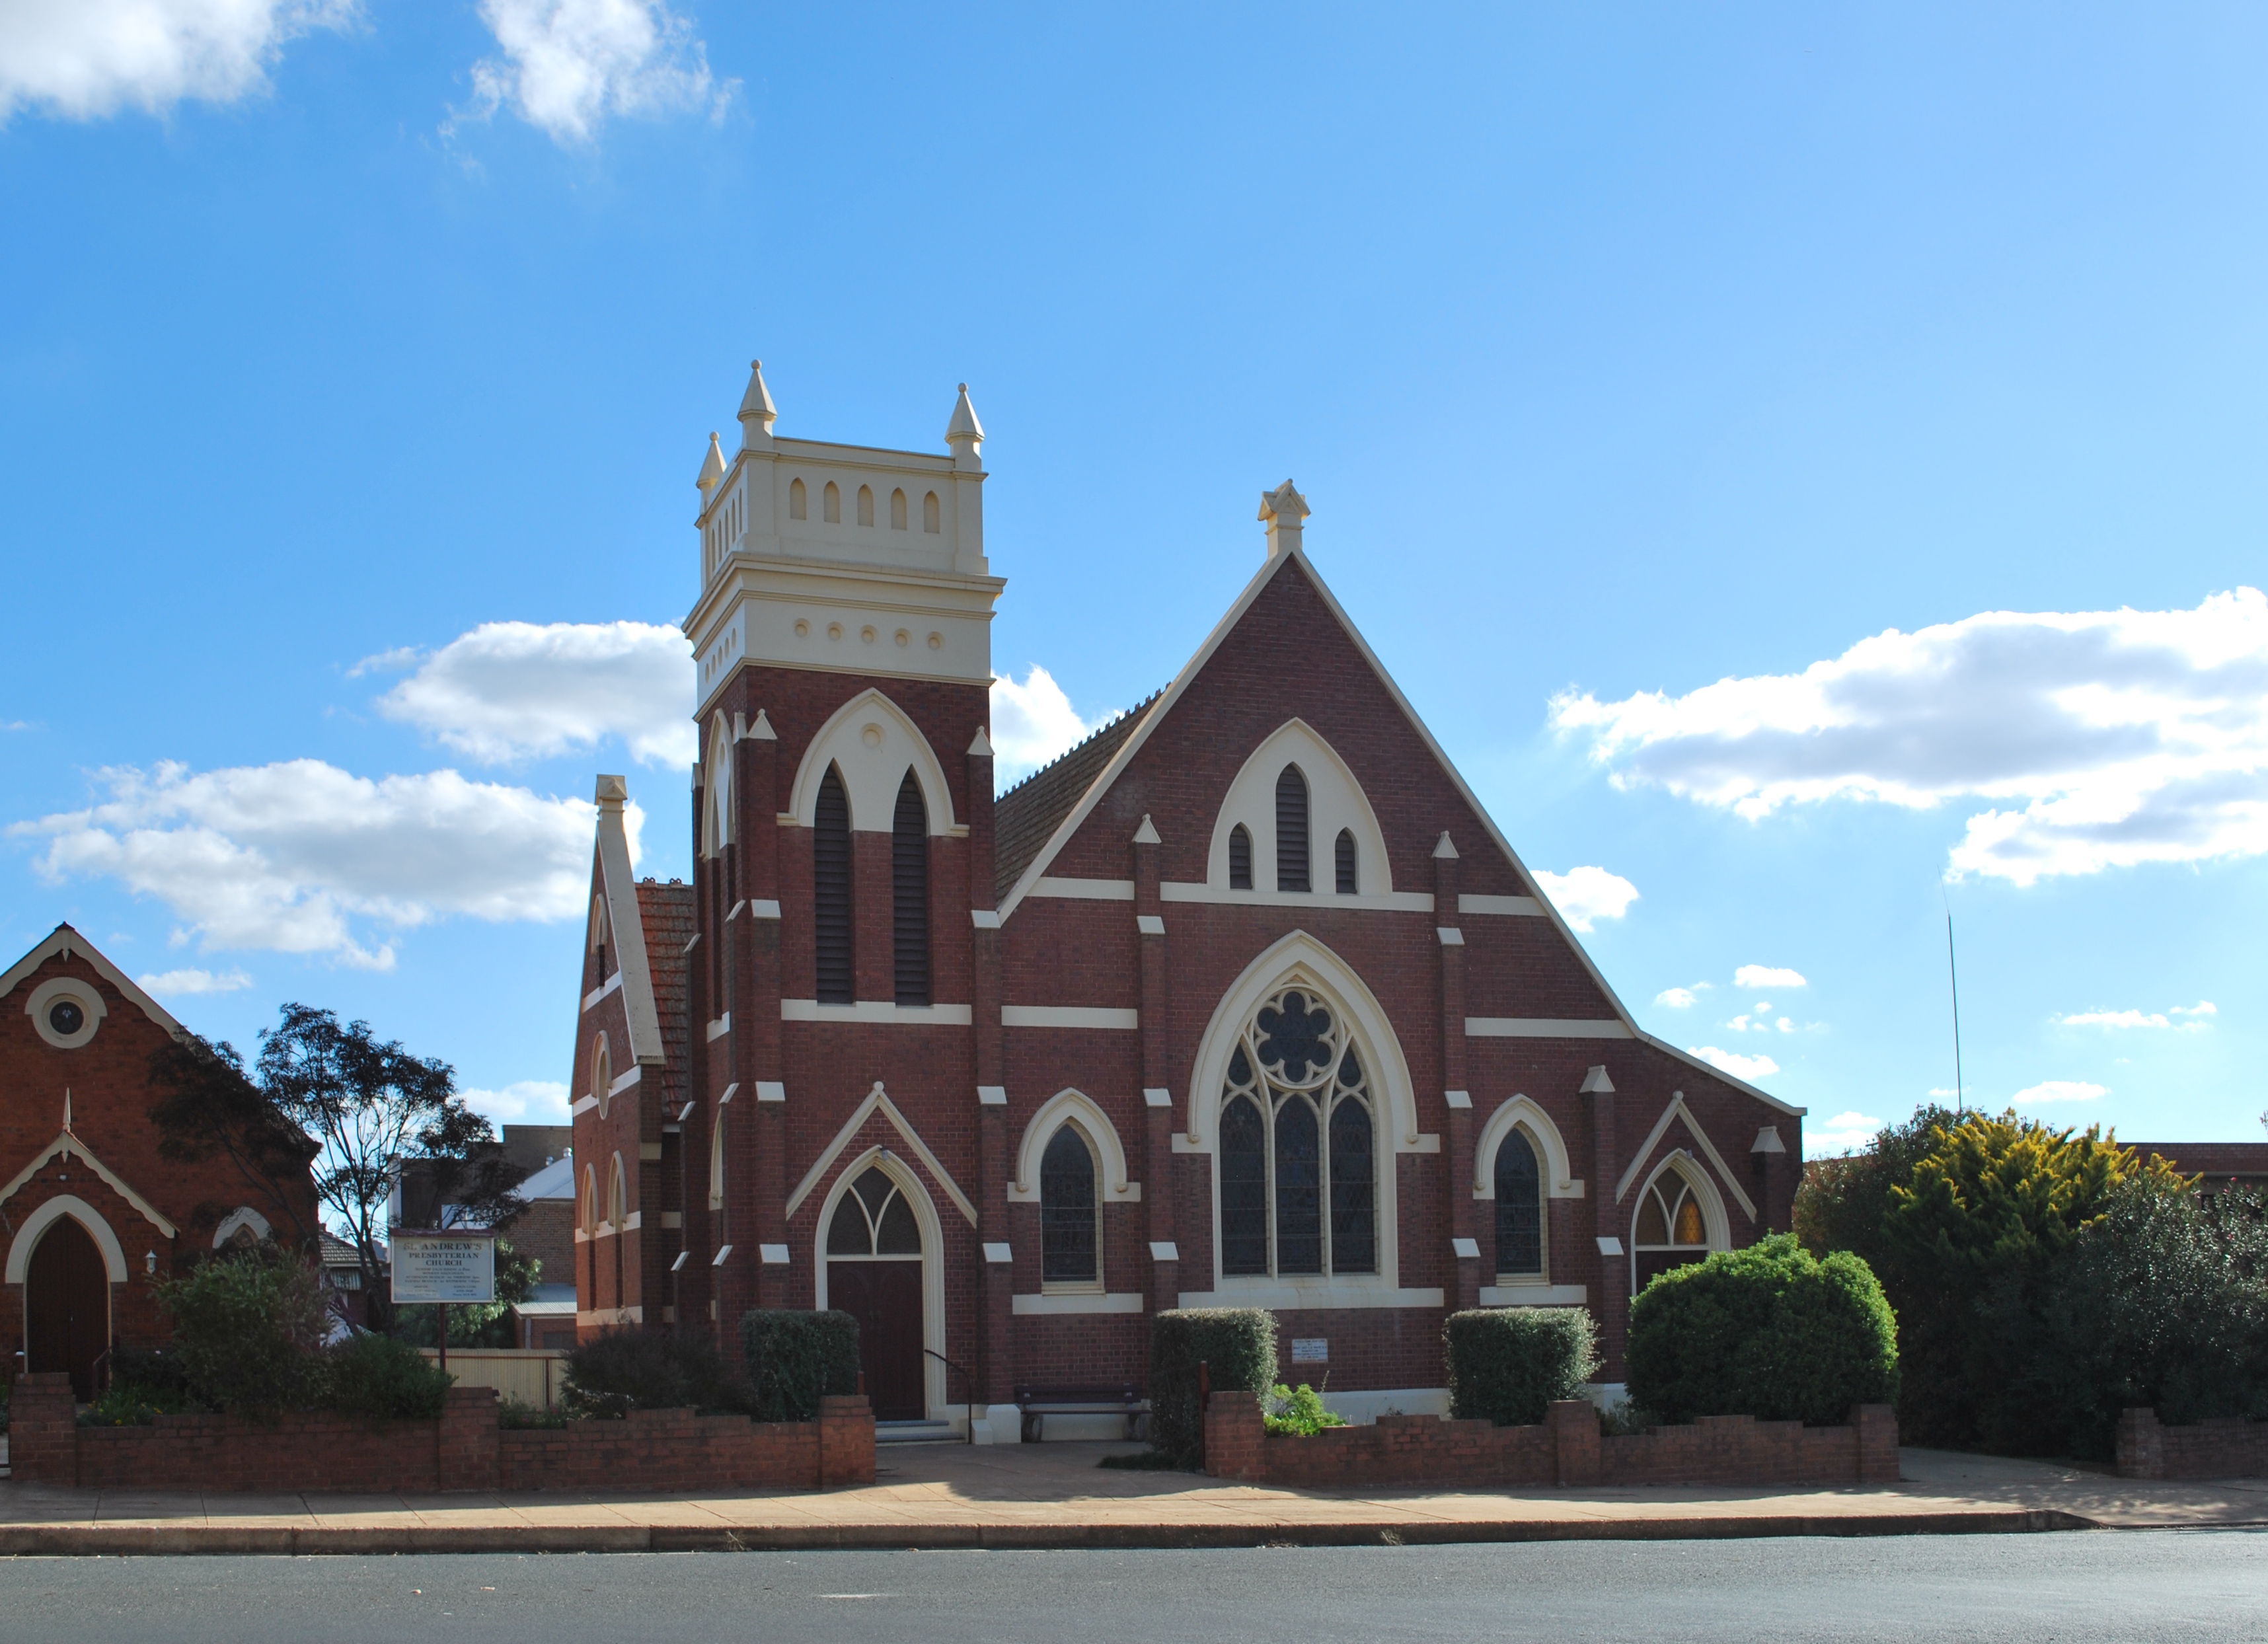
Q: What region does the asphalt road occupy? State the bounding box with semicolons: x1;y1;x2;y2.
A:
0;1530;2261;1643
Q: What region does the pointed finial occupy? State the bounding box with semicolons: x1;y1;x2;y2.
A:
1259;479;1310;558
946;383;984;468
738;359;777;445
697;431;727;494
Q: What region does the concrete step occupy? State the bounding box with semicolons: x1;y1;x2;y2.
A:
875;1419;960;1445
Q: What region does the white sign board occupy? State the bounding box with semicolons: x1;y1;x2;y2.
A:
391;1233;496;1304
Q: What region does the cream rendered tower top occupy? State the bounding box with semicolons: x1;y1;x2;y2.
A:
683;361;1003;716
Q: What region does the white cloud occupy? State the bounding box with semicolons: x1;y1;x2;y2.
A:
1653;986;1700;1008
1532;866;1640;932
455;0;730;145
137;966;253;996
1776;1017;1795;1033
990;665;1094;784
2172;1000;2218;1017
1808;1110;1885;1156
460;1079;570;1126
377;621;695;768
0;0;352;122
1687;1045;1780;1080
13;759;621;968
1734;964;1808;989
2012;1079;2109;1105
1552;587;2268;885
2055;1008;2171;1029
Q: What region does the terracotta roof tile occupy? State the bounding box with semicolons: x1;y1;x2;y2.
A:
992;693;1160;903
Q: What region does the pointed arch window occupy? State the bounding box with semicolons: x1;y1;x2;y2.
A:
588;893;609;979
790;476;808;519
1632;1168;1713;1291
1040;1124;1100;1287
823;480;841;523
813;765;854;1004
1217;987;1375;1277
709;1113;727;1213
1334;829;1357;895
1275;766;1309;892
923;490;941;533
1228;824;1253;891
856;484;875;527
1493;1129;1544;1279
890;488;908;530
827;1167;921;1256
590;1033;613;1118
892;770;930;1006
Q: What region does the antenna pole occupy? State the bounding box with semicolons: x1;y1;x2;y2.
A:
1947;913;1965;1116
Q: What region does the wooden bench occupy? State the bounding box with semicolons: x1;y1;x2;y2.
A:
1013;1382;1147;1444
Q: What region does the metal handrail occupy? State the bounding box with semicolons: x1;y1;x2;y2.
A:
923;1347;978;1444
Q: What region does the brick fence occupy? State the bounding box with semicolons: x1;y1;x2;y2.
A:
7;1374;874;1493
1203;1394;1900;1489
2116;1407;2268;1479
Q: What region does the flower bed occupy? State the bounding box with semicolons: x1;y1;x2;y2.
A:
7;1374;874;1493
1202;1392;1899;1490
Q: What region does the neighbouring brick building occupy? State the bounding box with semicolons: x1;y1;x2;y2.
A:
570;363;1803;1437
0;927;321;1396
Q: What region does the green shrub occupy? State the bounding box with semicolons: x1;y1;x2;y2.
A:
1445;1306;1600;1426
1882;1112;2181;1448
2008;1178;2268;1458
1627;1234;1899;1426
739;1310;861;1422
323;1331;454;1422
1264;1383;1349;1436
562;1327;753;1419
156;1248;330;1415
81;1376;199;1427
499;1394;568;1430
1148;1308;1277;1465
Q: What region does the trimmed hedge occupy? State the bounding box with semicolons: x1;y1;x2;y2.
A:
1445;1307;1600;1427
1627;1234;1899;1426
741;1310;862;1422
562;1327;754;1419
1149;1308;1278;1465
326;1332;453;1422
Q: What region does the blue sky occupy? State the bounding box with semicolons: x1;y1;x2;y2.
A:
3;3;2263;1155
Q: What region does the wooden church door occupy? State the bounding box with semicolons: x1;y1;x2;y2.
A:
825;1167;926;1420
26;1215;110;1398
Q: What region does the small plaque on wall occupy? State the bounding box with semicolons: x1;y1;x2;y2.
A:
1291;1337;1328;1364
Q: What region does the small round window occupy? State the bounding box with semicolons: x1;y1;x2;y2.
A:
28;979;104;1049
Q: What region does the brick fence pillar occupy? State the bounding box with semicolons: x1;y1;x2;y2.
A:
818;1393;874;1487
1852;1403;1899;1483
1548;1398;1599;1487
2115;1407;2164;1479
439;1385;502;1491
1203;1390;1267;1483
8;1372;77;1485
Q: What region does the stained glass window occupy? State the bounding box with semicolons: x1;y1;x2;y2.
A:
1494;1129;1542;1277
1217;985;1376;1277
813;766;853;1003
1040;1125;1099;1285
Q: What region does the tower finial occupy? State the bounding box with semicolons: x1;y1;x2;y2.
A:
738;358;778;447
1258;479;1310;558
697;431;727;494
946;382;984;469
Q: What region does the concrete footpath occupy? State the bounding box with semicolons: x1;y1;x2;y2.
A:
0;1442;2261;1555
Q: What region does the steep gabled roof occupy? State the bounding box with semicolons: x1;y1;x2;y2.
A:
0;924;187;1038
634;879;695;1108
593;776;667;1066
991;694;1160;902
990;548;1801;1118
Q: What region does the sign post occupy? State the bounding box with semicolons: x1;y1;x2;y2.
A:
390;1230;498;1377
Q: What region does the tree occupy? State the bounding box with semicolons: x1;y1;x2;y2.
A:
152;1002;523;1327
1883;1110;2182;1450
146;1033;322;1252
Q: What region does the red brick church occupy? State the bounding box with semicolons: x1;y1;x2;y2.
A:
0;928;321;1396
570;363;1803;1437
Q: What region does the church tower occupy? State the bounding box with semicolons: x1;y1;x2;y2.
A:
674;362;1004;1421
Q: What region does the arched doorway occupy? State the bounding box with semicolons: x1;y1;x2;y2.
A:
26;1215;110;1398
823;1165;925;1419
